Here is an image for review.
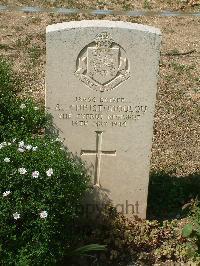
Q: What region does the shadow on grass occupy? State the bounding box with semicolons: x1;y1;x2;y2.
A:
147;171;200;221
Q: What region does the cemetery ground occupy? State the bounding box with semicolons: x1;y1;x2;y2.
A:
0;1;200;266
1;0;200;11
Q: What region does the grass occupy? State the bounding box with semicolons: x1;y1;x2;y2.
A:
28;45;44;66
16;36;31;49
122;2;133;10
0;44;14;51
143;0;151;9
0;0;199;10
171;61;195;72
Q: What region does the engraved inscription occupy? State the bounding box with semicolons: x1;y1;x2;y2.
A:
75;32;130;92
81;131;116;186
55;96;148;128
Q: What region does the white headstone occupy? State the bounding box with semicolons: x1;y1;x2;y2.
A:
46;20;161;219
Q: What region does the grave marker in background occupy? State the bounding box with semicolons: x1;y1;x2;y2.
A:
46;20;161;218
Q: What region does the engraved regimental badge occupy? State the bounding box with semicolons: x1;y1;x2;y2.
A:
75;32;130;92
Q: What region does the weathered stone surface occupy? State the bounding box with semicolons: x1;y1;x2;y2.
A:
46;20;161;218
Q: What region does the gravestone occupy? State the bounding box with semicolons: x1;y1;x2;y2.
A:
46;20;161;219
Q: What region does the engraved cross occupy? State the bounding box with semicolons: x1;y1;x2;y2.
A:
81;131;116;187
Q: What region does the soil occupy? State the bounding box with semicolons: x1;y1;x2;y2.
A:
0;1;199;177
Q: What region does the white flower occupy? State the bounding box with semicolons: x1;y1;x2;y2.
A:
34;106;39;110
13;212;20;220
55;138;61;142
4;157;10;163
39;211;48;219
19;140;24;147
19;141;25;148
3;190;11;197
7;142;11;146
26;145;32;151
32;171;39;178
0;142;7;149
46;168;53;177
20;103;26;109
18;168;27;175
18;148;25;153
12;138;16;142
32;146;38;151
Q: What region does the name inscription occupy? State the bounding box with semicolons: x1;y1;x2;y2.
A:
55;96;148;128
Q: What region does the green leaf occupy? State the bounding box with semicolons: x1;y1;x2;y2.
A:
66;244;107;258
182;223;193;238
194;225;200;236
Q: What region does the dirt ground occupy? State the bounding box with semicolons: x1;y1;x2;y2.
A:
0;1;199;177
1;0;200;11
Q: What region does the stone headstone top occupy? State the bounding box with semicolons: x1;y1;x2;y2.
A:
46;20;161;34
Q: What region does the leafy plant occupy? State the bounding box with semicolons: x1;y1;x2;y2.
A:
0;57;90;265
78;205;194;265
0;56;50;141
182;201;200;259
0;56;16;93
0;136;89;265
